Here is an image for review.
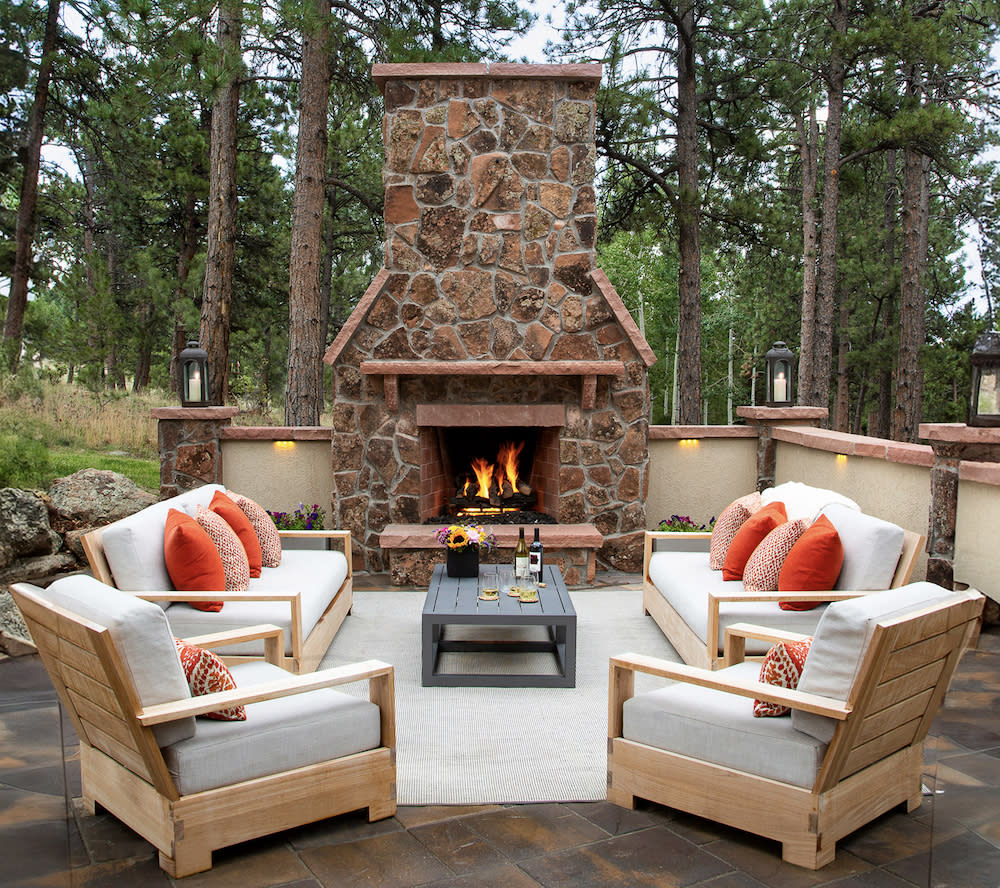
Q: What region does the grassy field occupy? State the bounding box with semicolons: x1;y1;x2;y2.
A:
0;377;168;492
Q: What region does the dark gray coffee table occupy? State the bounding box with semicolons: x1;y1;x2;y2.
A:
421;564;577;687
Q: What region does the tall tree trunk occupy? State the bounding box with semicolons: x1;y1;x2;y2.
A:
795;108;819;404
872;148;898;438
892;142;930;442
800;0;846;411
3;0;60;369
199;0;242;405
285;0;331;426
833;291;850;430
675;0;702;424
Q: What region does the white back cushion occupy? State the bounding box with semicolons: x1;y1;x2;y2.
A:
821;503;905;591
762;482;859;521
792;582;961;742
101;485;225;591
38;575;195;746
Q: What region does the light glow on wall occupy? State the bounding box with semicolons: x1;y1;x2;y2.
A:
679;439;700;448
836;453;848;466
274;441;296;451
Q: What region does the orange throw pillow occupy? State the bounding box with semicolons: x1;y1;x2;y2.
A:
722;501;787;581
778;514;845;611
210;490;263;577
163;509;225;612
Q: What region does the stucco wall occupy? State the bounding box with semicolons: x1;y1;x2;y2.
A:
955;479;1000;598
646;436;758;529
221;439;334;526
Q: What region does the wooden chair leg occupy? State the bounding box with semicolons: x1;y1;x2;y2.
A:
781;835;835;870
606;783;636;809
160;842;213;879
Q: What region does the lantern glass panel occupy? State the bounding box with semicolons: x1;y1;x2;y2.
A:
183;362;205;404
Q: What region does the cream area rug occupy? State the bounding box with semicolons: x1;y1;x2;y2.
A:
319;586;679;806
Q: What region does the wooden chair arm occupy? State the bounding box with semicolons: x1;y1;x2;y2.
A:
138;590;297;603
708;588;866;604
178;624;285;666
722;623;814;667
138;659;394;726
608;652;849;727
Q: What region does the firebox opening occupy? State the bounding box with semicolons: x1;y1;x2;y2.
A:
442;427;538;517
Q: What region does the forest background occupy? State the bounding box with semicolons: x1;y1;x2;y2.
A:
2;0;999;445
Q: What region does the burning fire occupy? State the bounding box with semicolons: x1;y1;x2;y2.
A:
461;441;526;498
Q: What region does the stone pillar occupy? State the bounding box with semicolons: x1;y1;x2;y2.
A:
920;423;1000;590
152;407;240;498
735;406;829;491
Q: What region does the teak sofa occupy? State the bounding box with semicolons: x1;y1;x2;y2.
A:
11;576;396;878
81;483;352;673
643;483;924;669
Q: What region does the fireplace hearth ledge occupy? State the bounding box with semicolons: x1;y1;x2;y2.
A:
379;523;603;586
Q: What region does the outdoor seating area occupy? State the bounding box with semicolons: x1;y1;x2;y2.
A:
2;568;999;887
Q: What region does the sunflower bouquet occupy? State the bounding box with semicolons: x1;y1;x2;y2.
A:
434;523;497;553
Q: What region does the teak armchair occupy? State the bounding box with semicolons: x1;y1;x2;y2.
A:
608;583;983;869
11;577;396;878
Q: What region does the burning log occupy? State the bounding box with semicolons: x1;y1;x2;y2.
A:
501;479;513;498
517;481;531;496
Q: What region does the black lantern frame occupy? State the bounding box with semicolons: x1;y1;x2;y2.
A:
969;330;1000;427
179;340;209;407
764;341;795;407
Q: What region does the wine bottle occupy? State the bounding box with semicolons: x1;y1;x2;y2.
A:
529;527;543;580
514;526;529;579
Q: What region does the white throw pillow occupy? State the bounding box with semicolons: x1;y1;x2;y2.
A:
762;482;859;522
821;503;905;591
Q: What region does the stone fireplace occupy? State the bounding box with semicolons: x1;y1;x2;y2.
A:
324;62;656;584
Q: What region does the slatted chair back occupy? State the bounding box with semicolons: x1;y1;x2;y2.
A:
815;592;982;793
11;584;179;800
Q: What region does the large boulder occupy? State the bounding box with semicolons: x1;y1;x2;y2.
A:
0;488;54;569
48;469;157;527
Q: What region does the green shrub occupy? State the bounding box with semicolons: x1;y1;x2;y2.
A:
0;434;51;489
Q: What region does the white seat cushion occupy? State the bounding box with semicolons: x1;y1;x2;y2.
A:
622;661;828;788
162;660;381;795
821;504;905;591
792;582;961;742
100;485;225;592
647;551;828;654
163;549;349;656
33;576;195;746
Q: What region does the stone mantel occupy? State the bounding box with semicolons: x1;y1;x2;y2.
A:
361;359;625;411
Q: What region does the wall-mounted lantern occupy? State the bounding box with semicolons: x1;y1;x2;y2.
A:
969;330;1000;427
179;340;209;407
765;341;795;407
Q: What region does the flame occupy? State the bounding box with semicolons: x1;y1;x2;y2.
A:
470;457;494;498
497;440;524;489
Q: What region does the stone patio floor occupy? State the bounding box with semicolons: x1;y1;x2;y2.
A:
2;572;999;887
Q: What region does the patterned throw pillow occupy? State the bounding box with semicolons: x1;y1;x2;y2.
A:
232;493;282;568
196;505;250;592
754;638;813;717
709;492;763;570
743;519;809;592
174;638;246;721
210;490;263;577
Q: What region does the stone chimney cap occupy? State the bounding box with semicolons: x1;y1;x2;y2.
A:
372;62;603;92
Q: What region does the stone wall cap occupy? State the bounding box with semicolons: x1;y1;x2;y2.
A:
220;426;332;441
372;62;602;91
920;422;1000;444
737;406;829;421
151;407;240;420
649;425;757;439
